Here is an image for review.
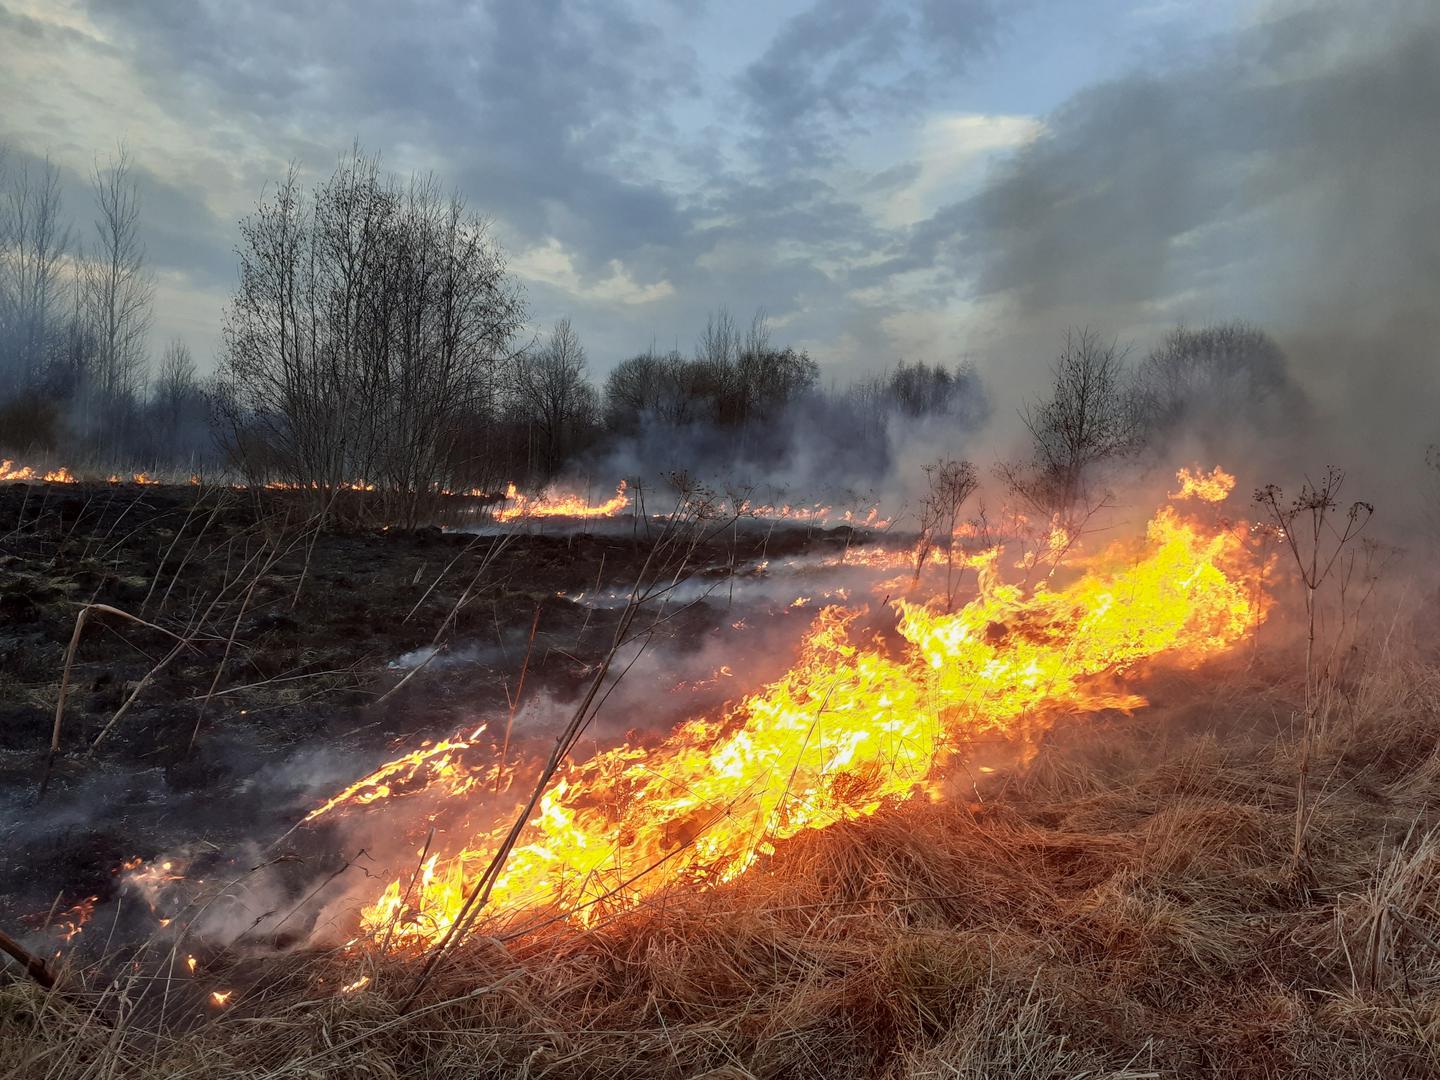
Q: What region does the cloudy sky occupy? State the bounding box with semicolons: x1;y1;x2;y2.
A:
2;0;1436;431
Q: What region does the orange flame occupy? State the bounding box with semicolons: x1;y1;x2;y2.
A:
494;480;629;522
0;460;78;483
317;472;1265;948
1171;465;1237;503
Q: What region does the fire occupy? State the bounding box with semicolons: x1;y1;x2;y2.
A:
0;460;78;483
494;480;629;522
210;990;231;1007
302;730;492;823
318;470;1265;949
339;975;371;993
1171;465;1236;503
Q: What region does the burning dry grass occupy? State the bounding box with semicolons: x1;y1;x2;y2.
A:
7;650;1440;1079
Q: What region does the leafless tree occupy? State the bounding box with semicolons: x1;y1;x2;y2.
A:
85;145;153;404
1133;321;1303;449
218;145;526;524
0;152;71;396
151;339;198;458
1000;328;1139;527
913;458;979;609
511;317;597;480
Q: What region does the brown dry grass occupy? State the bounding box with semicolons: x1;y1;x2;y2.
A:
5;650;1440;1079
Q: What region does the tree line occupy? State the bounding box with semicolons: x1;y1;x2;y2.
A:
0;144;209;465
0;141;1306;523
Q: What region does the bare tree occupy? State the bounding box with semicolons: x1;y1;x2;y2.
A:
913;459;979;609
152;339;197;459
85;145;153;406
1133;321;1303;449
1001;328;1139;527
511;317;596;480
1;153;71;396
218;145;526;523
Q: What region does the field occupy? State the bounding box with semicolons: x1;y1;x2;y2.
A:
2;478;1439;1079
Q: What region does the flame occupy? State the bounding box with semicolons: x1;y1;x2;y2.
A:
340;975;371;993
494;480;629;522
0;460;78;483
210;990;231;1006
1171;465;1236;503
319;473;1265;949
303;730;494;823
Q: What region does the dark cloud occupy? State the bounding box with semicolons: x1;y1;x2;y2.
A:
0;142;232;289
84;0;700;278
739;0;996;168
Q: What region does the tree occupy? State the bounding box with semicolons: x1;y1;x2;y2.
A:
1001;328;1139;525
511;318;598;480
151;339;199;460
1133;321;1303;447
217;145;526;523
914;459;980;610
85;145;153;405
0;152;71;397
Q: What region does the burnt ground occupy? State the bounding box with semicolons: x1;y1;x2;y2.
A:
0;481;892;953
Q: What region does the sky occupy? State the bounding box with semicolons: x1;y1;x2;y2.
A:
2;0;1437;448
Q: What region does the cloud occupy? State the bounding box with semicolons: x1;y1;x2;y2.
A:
513;240;675;307
739;0;998;169
880;0;1440;500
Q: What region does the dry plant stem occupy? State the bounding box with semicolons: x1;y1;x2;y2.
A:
382;827;435;953
290;487;340;609
0;926;56;989
403;531;498;623
574;551;605;647
254;972;523;1080
43;604;193;795
89;544;272;755
140;491;209;612
497;604;542;790
155;496;228;614
188;520;317;753
404;534;672;1006
370;644;443;707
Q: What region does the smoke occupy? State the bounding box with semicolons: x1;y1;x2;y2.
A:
936;0;1440;530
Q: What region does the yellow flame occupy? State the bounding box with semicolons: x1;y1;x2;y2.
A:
315;473;1266;948
494;480;629;522
1171;465;1236;503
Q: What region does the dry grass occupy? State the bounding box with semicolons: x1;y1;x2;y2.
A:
6;652;1440;1079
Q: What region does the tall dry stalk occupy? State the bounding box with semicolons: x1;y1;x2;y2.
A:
1255;467;1372;880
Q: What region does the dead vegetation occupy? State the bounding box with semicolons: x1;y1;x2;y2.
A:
4;639;1440;1079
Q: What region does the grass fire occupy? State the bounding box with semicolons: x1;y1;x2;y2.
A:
4;3;1440;1078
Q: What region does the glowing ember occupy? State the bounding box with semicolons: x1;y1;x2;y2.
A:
210;990;231;1006
1171;465;1237;503
315;472;1265;948
340;975;371;993
494;480;629;522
